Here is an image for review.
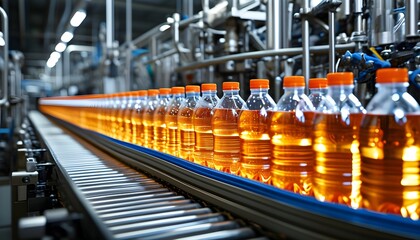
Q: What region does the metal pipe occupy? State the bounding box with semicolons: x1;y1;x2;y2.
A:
125;0;132;91
405;0;419;38
175;43;355;72
302;0;311;93
329;11;336;73
106;0;114;49
266;0;281;50
0;7;8;106
64;45;95;88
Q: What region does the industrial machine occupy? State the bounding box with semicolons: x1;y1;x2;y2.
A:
0;0;419;239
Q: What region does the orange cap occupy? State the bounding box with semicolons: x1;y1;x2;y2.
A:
147;89;159;96
223;82;239;90
250;79;269;89
137;90;147;97
283;76;305;88
201;83;217;91
171;86;185;94
309;78;328;89
186;85;200;93
327;72;353;86
159;88;171;95
376;68;408;83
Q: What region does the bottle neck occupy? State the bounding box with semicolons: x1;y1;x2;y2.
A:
172;93;185;99
250;88;269;94
309;88;328;95
186;92;200;98
202;90;217;96
223;89;240;96
283;87;305;95
376;82;408;93
329;85;353;96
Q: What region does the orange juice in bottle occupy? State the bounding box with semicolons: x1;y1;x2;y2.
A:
270;76;315;195
178;85;201;161
110;93;122;139
122;92;135;142
360;68;420;219
153;88;172;151
131;90;148;145
165;87;185;156
239;79;276;183
116;92;129;140
143;89;159;148
212;82;246;174
193;83;219;167
313;72;365;207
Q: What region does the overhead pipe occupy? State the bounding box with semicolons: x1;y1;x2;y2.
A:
125;0;132;91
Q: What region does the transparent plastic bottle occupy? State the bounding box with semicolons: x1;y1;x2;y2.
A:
212;82;247;174
153;88;172;151
239;79;276;183
193;83;219;167
143;89;159;148
123;92;135;142
110;93;122;139
359;68;420;219
116;92;129;140
308;78;328;109
131;90;148;145
178;85;201;161
270;76;315;194
165;87;185;156
313;72;366;208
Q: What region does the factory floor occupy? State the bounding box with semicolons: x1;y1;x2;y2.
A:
0;176;11;240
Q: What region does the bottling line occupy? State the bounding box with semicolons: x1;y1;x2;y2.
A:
0;0;420;239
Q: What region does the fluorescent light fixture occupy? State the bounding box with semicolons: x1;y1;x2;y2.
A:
46;58;58;68
50;51;61;61
159;24;170;32
55;42;66;52
70;10;87;27
61;31;74;43
166;17;174;23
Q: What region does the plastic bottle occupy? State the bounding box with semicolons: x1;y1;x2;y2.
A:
165;87;185;156
131;90;148;145
193;83;219;167
143;89;159;148
212;82;247;174
270;76;315;194
359;68;420;219
110;93;122;139
153;88;172;151
116;92;129;140
308;78;328;109
313;72;366;208
123;92;135;142
238;79;276;182
178;85;201;161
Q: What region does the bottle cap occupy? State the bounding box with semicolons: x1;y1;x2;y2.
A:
138;90;148;97
159;88;171;95
309;78;328;89
283;76;305;87
186;85;200;93
223;82;240;90
147;89;159;97
171;86;185;94
376;68;408;83
327;72;353;86
250;79;269;89
201;83;217;91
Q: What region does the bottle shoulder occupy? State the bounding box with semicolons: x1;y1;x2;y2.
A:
367;91;420;114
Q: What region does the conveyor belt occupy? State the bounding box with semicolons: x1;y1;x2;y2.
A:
29;112;263;239
30;111;420;240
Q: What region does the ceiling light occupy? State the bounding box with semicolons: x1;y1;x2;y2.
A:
55;42;66;52
159;24;170;32
46;58;58;68
61;31;74;43
70;10;87;27
166;17;174;23
50;51;61;61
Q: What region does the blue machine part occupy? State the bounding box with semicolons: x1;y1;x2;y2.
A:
409;69;420;89
343;51;391;82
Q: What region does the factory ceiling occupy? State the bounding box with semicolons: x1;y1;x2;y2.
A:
1;0;201;79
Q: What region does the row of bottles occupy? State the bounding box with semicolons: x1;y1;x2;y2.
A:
39;68;420;220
